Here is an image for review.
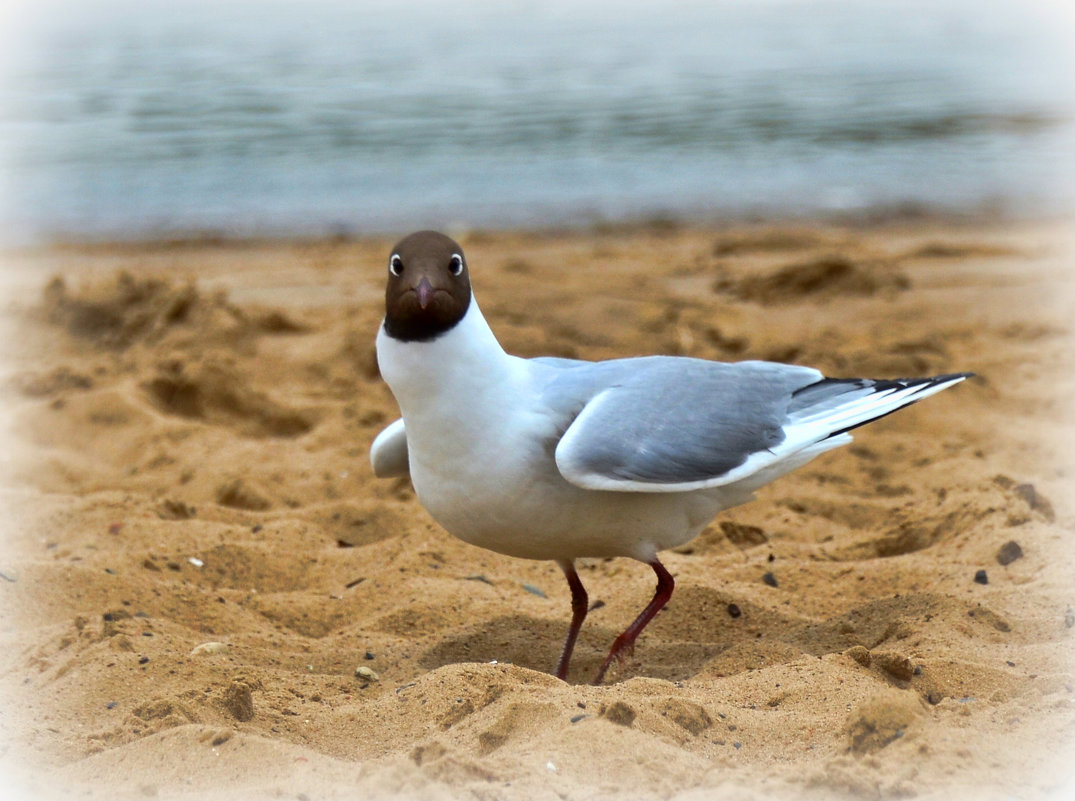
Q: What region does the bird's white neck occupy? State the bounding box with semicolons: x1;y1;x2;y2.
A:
376;299;521;420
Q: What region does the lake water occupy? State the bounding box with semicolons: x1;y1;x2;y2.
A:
0;0;1072;243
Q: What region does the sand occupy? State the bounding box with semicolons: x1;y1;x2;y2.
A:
0;218;1073;800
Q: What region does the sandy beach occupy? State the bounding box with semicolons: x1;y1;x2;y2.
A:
1;218;1073;800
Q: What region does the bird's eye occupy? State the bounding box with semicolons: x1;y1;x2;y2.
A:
449;254;464;276
389;254;403;276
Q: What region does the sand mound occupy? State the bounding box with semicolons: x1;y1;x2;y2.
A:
711;228;832;256
143;359;315;438
904;241;1021;260
714;254;911;303
42;272;234;349
40;270;310;352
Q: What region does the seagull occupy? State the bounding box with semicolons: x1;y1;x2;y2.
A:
370;230;971;684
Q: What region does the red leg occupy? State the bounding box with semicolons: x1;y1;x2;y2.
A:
593;559;675;685
555;560;589;681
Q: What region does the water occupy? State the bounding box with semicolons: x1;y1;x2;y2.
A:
0;0;1072;243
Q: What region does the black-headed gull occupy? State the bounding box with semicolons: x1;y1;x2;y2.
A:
370;230;971;684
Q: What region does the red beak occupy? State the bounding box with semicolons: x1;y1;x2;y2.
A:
416;277;434;310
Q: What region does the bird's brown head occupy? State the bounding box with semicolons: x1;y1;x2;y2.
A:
383;230;472;342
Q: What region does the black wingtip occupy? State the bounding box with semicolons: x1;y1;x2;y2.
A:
807;371;974;439
793;371;975;399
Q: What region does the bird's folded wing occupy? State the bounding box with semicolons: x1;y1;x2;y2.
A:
553;359;823;492
370;418;409;477
554;362;971;493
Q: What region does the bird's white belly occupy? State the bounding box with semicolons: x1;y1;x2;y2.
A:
407;416;736;561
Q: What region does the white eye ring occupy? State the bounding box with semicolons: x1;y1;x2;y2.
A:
389;254;403;276
449;253;464;276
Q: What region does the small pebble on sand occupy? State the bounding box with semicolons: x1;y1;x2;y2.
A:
996;540;1023;566
974;569;989;585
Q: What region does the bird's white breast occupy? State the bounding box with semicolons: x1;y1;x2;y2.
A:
376;303;562;550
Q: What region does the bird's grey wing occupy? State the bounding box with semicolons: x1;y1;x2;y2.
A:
370;418;409;478
552;358;822;492
553;359;970;493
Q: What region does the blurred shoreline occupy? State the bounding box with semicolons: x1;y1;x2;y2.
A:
5;204;1070;255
